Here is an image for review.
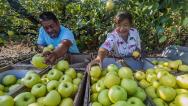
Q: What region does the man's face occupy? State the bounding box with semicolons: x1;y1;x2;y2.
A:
41;20;60;38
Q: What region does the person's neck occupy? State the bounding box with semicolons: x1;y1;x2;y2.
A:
119;32;128;37
119;32;129;42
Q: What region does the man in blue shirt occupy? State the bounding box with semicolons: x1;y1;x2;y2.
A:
37;12;79;64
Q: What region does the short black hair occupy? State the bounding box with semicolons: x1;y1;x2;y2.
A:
39;12;58;22
114;11;133;24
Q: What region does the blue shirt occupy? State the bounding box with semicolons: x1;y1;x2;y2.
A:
37;25;79;53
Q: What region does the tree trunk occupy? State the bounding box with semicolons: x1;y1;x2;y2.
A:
7;0;39;24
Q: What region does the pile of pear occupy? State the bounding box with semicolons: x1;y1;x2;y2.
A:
135;60;188;106
0;60;84;106
152;59;188;72
90;64;147;106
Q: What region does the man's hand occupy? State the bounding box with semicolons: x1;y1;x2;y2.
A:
42;51;51;57
42;51;58;65
42;40;72;65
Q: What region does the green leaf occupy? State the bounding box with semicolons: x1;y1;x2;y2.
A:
148;5;153;10
153;3;159;10
156;26;165;35
160;16;169;24
182;17;188;26
159;35;167;43
171;27;177;33
142;6;148;12
0;38;4;44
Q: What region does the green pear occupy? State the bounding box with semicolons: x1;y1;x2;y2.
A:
134;87;146;101
159;74;176;87
175;94;188;106
111;101;129;106
59;98;73;106
145;86;157;99
104;73;120;88
91;93;98;102
178;65;188;72
157;86;176;102
14;92;36;106
92;102;102;106
98;89;112;106
176;74;188;89
127;97;145;106
0;84;4;91
37;97;45;105
176;89;188;94
139;79;151;88
121;79;138;96
96;79;105;92
2;75;17;86
42;90;61;106
168;60;182;70
0;95;14;106
28;102;44;106
153;98;166;106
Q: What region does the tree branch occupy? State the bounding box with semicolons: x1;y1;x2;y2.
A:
7;0;39;24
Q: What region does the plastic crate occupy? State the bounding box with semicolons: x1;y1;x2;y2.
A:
145;57;188;75
0;53;92;106
162;45;188;64
122;57;154;71
0;65;50;96
84;58;154;106
11;67;87;106
84;58;122;106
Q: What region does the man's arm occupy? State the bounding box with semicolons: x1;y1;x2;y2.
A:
54;40;71;58
43;40;71;65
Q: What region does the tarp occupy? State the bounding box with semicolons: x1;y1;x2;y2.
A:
162;45;188;64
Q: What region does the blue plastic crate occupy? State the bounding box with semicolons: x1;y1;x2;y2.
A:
123;58;154;71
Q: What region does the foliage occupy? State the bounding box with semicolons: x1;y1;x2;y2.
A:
0;0;188;52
